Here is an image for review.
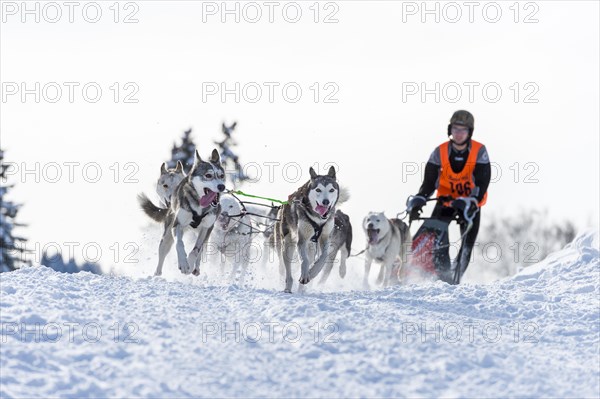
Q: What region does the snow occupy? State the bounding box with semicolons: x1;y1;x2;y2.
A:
1;230;599;398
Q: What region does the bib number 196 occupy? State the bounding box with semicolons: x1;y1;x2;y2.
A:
449;181;471;196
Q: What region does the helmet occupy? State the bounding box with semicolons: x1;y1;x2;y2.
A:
447;110;474;137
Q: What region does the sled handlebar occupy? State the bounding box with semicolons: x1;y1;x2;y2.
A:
408;196;478;226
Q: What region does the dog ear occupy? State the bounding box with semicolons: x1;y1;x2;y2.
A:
175;161;183;173
161;162;168;174
210;149;221;164
309;167;317;179
193;150;202;169
327;166;336;179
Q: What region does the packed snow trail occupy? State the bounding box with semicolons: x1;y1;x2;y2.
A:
1;230;598;398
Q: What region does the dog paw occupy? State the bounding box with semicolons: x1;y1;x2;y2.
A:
192;268;200;276
178;260;190;274
283;288;292;294
298;275;310;285
187;253;199;268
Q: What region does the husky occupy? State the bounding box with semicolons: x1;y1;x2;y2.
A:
138;149;226;276
317;210;353;285
136;161;186;223
157;161;185;207
210;194;255;285
362;212;412;288
274;166;349;293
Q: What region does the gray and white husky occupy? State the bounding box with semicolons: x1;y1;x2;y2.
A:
274;166;349;293
137;161;186;225
362;212;412;288
210;194;255;285
156;161;185;207
138;149;226;276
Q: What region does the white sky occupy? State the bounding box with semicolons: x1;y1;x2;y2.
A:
1;1;599;270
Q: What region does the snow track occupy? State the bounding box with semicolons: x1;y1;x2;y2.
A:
1;230;598;398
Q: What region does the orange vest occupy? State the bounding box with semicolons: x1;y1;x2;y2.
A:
437;140;488;207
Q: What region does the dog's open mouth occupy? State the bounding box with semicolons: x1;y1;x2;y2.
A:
199;188;219;208
367;228;380;244
314;203;330;218
218;215;230;230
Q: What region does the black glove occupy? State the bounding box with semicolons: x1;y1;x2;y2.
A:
451;197;479;222
407;195;427;220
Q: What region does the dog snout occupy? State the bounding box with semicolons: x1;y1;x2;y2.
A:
217;184;225;192
367;222;374;229
221;211;229;218
322;199;330;206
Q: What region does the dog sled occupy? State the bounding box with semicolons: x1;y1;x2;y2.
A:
406;196;479;284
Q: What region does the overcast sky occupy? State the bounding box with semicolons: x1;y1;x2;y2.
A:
2;1;598;270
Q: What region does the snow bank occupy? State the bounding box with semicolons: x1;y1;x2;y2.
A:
1;230;598;398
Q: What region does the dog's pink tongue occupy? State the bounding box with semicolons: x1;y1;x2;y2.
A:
199;191;217;207
315;204;328;216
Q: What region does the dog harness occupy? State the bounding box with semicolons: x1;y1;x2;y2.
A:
437;140;488;207
295;197;329;243
185;196;218;229
304;208;325;243
189;209;209;229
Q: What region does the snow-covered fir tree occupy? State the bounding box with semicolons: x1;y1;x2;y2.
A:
40;252;103;275
167;128;196;174
214;122;250;187
166;123;250;187
0;148;28;272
